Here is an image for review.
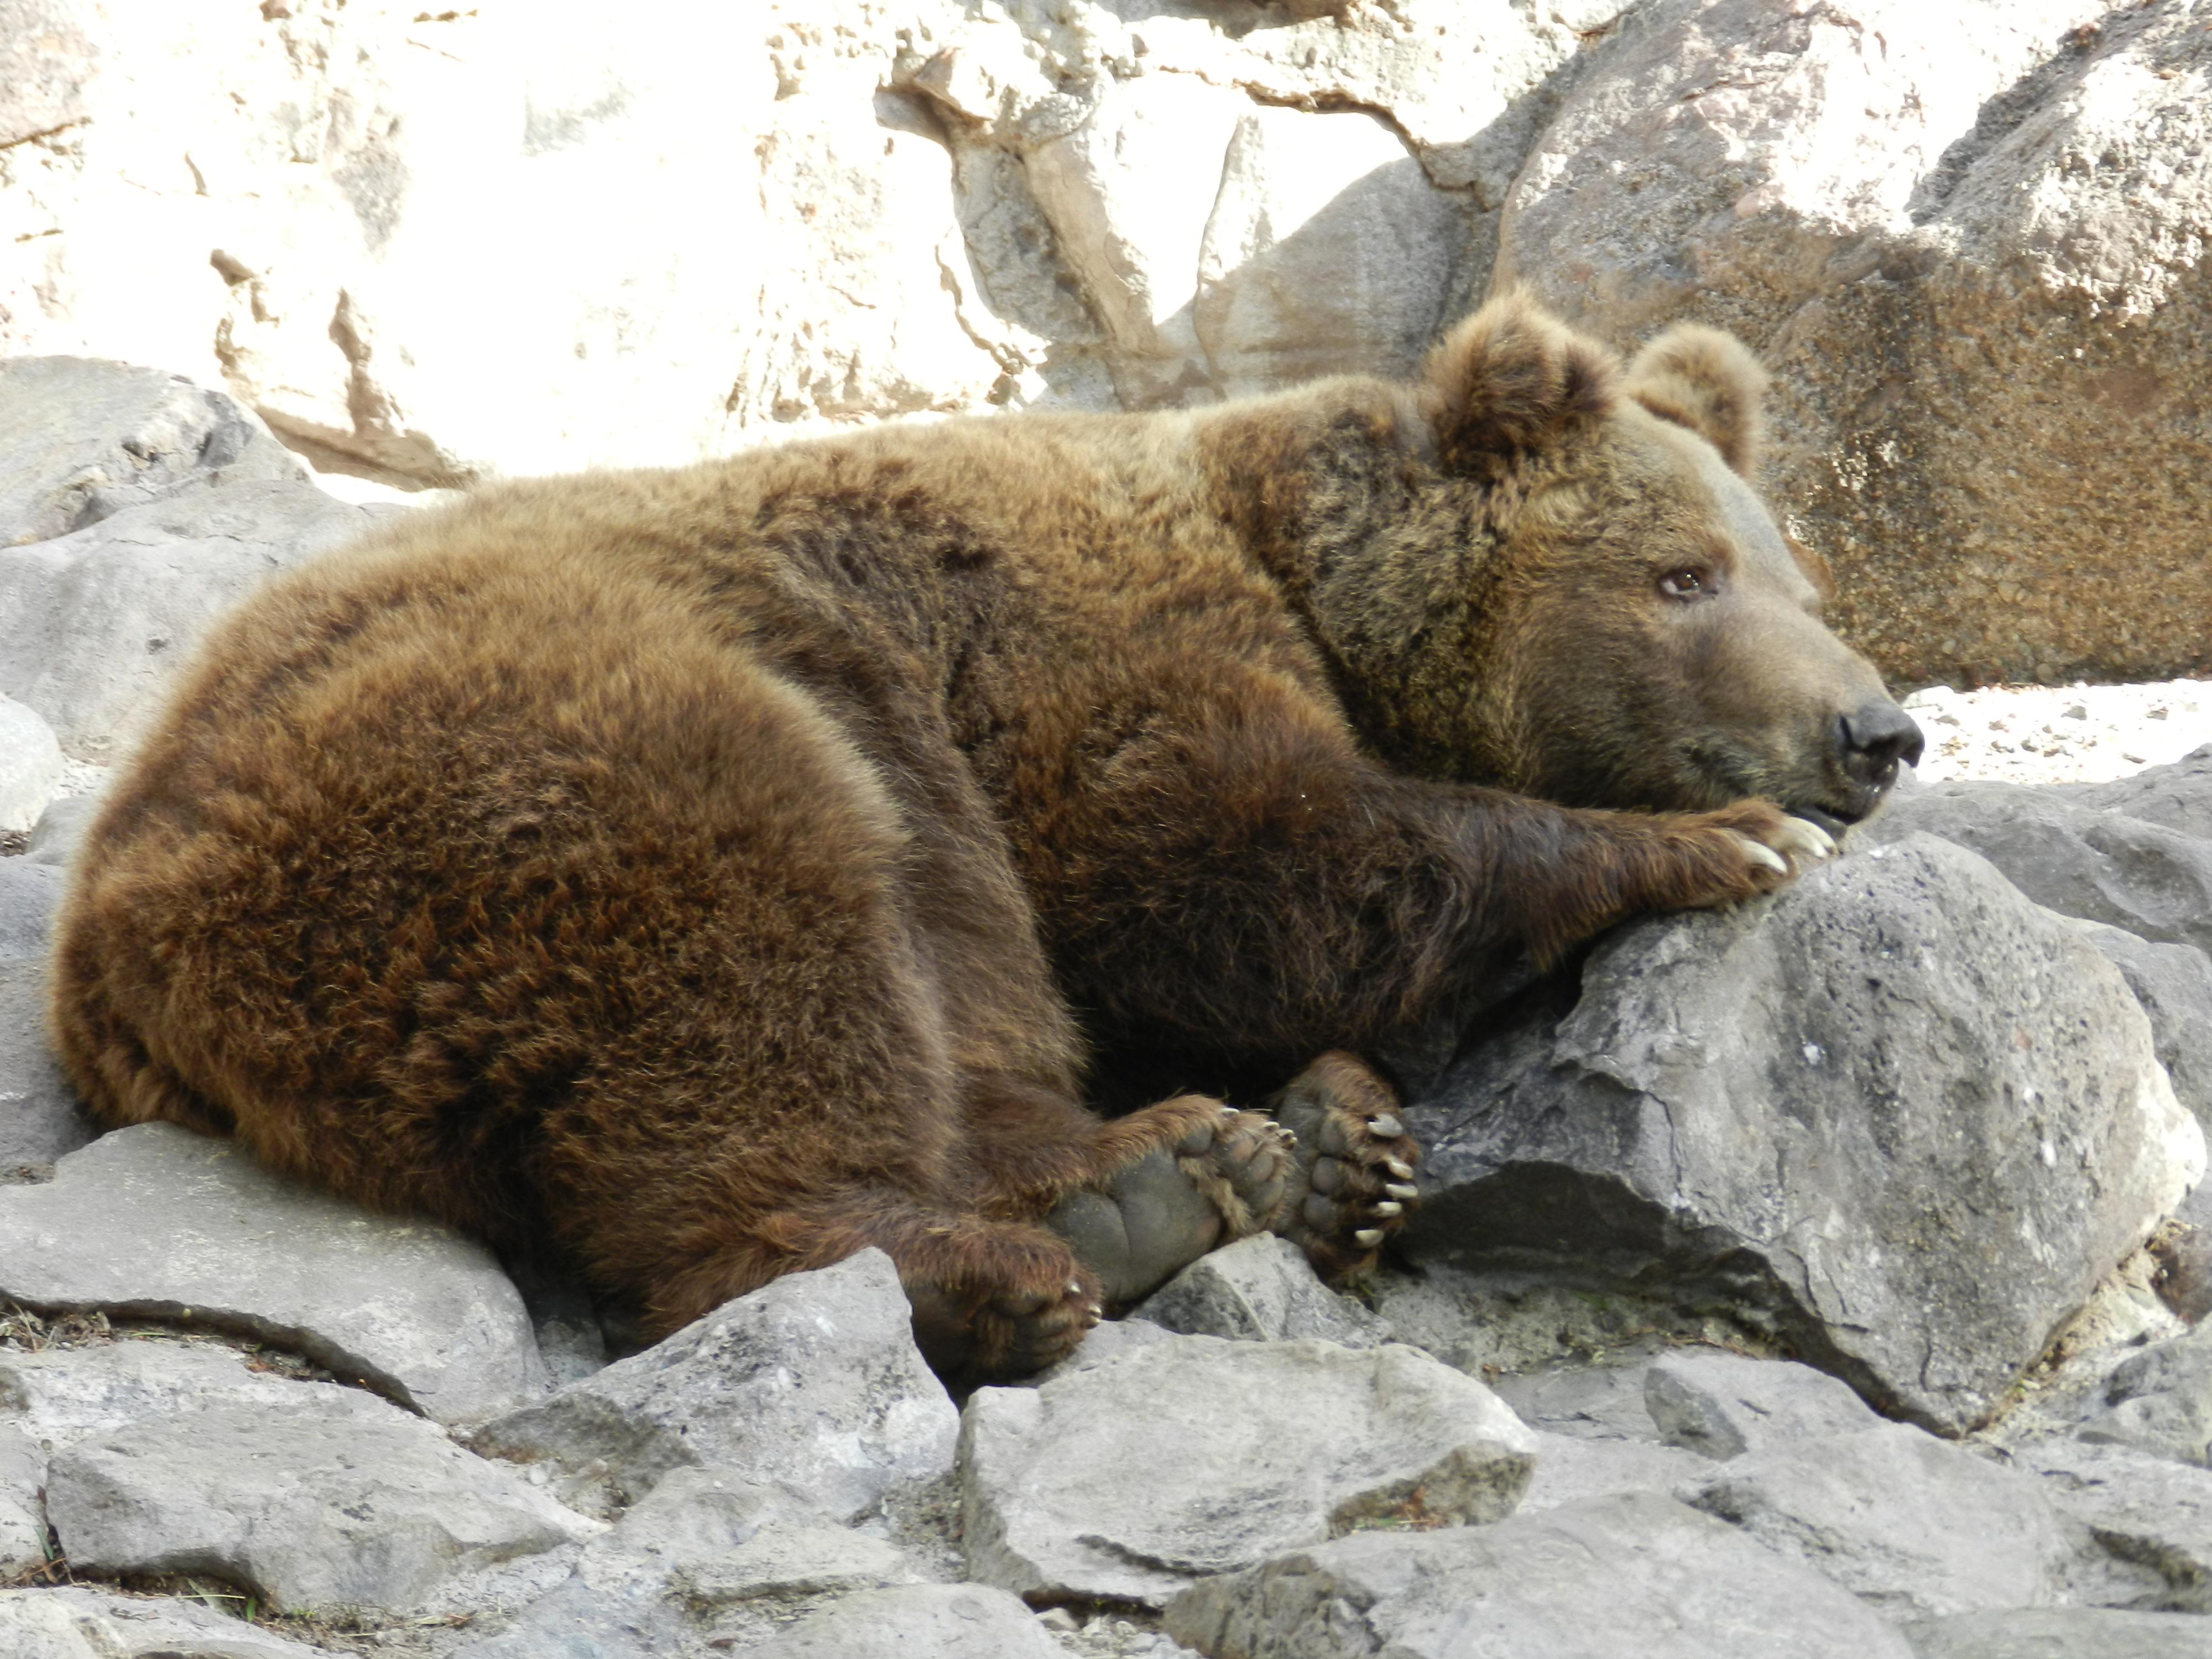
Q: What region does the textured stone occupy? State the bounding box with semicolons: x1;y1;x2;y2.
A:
1490;1361;1662;1442
2014;1438;2212;1613
0;1;97;152
680;1524;915;1605
0;1123;547;1423
2080;1321;2212;1467
1680;1423;2074;1619
1517;1428;1710;1516
745;1583;1064;1659
0;697;64;836
471;1249;956;1516
0;1337;336;1452
46;1391;597;1614
1903;1608;2212;1659
1132;1232;1390;1348
23;791;103;869
0;859;97;1171
1644;1350;1881;1460
1403;836;2204;1433
0;1423;44;1578
960;1333;1535;1609
0;1587;341;1658
2076;925;2212;1133
2069;746;2212;845
1164;1491;1916;1659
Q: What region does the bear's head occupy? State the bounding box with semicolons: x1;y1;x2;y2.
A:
1292;293;1921;834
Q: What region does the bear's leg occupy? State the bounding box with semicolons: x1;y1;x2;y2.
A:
1266;1051;1422;1279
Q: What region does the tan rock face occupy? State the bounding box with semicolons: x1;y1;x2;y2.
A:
1497;0;2212;689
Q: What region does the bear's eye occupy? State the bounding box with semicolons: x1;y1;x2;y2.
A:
1659;567;1715;601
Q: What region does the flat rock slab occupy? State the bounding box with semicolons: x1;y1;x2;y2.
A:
1680;1423;2073;1620
0;1586;342;1658
744;1584;1065;1659
46;1390;597;1614
1903;1608;2212;1658
1404;836;2203;1434
680;1524;915;1604
0;1337;337;1452
1164;1490;1915;1659
1133;1232;1391;1346
960;1332;1536;1609
2017;1438;2212;1611
2079;1319;2212;1467
0;1122;546;1423
1644;1350;1880;1460
472;1249;956;1517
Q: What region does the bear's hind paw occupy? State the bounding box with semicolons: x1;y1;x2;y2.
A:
1268;1050;1421;1281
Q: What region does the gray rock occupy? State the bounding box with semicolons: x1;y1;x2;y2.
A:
2081;1322;2212;1467
1164;1490;1916;1659
1870;783;2212;961
1517;1428;1711;1516
959;1333;1536;1609
46;1391;597;1614
0;1586;342;1658
1680;1423;2074;1619
0;357;308;550
744;1583;1064;1659
0;1424;45;1578
0;1337;338;1451
0;1122;547;1423
1645;1349;1881;1460
2074;923;2212;1135
0;696;64;835
680;1524;915;1604
0;861;97;1171
1490;1360;1661;1442
2014;1438;2212;1613
1403;836;2203;1434
1903;1608;2212;1659
22;792;103;869
1131;1232;1390;1347
2066;745;2212;845
471;1249;956;1516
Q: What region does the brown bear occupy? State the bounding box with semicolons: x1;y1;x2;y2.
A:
47;294;1919;1378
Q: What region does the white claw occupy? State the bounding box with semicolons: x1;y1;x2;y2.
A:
1385;1158;1415;1180
1067;1280;1084;1296
1729;832;1789;875
1366;1113;1405;1139
1776;815;1838;865
1385;1182;1418;1201
1353;1228;1384;1248
1373;1201;1402;1218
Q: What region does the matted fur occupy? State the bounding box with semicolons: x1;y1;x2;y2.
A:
49;296;1906;1374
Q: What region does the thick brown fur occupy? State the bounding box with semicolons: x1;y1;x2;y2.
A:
49;294;1912;1376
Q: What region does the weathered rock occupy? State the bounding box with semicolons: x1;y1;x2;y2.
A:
2080;1321;2212;1467
745;1583;1064;1659
1164;1490;1916;1659
1517;1428;1710;1516
1681;1423;2074;1619
680;1524;916;1605
960;1333;1536;1609
0;697;64;835
0;1123;547;1423
2070;746;2212;845
1498;0;2212;689
1404;836;2204;1433
1131;1232;1390;1348
0;1337;336;1451
0;1423;45;1578
46;1390;597;1614
471;1249;956;1516
2075;925;2212;1132
1644;1349;1881;1460
2014;1438;2212;1613
1491;1360;1662;1442
1903;1608;2212;1659
0;1587;342;1659
0;859;97;1171
23;791;103;869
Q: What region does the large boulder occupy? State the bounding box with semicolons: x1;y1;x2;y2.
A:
1401;834;2204;1433
1495;0;2212;689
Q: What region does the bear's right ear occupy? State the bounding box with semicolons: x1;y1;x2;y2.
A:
1416;291;1620;476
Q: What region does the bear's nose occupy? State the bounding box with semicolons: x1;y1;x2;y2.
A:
1839;700;1925;783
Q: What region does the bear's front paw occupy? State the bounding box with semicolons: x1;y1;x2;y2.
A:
910;1267;1103;1380
1679;800;1836;904
1267;1050;1420;1281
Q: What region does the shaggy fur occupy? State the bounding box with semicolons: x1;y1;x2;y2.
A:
48;294;1912;1375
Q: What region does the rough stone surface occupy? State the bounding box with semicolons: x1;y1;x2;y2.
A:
1131;1233;1390;1348
471;1249;956;1516
46;1390;596;1614
2013;1438;2212;1614
0;859;97;1170
2070;746;2212;845
1517;1428;1711;1517
0;697;64;836
2076;924;2212;1133
681;1524;916;1605
1680;1423;2074;1619
960;1333;1536;1609
746;1583;1065;1659
1164;1490;1916;1659
0;1587;341;1658
1498;0;2212;690
0;1336;338;1452
2080;1321;2212;1468
0;1123;547;1423
1645;1350;1881;1461
1403;836;2204;1433
0;1422;44;1578
23;791;104;869
1903;1608;2212;1659
1490;1360;1663;1443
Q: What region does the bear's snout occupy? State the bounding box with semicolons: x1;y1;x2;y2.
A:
1837;699;1925;791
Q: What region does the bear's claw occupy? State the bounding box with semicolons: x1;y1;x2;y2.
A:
1267;1050;1421;1281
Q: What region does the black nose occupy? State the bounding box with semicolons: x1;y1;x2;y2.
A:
1839;700;1925;782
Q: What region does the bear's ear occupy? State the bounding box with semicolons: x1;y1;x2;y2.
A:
1624;323;1766;477
1416;292;1620;476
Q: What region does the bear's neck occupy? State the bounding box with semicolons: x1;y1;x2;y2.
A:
1192;389;1519;786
